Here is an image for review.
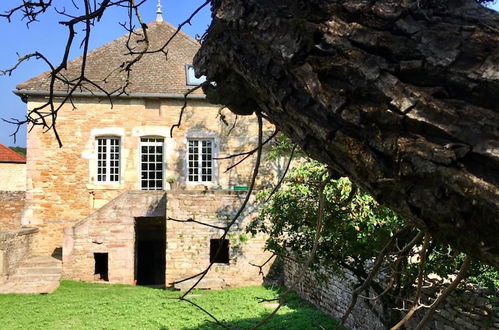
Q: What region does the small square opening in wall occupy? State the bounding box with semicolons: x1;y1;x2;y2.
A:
94;253;109;281
210;239;229;264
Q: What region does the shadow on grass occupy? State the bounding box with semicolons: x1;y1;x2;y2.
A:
182;292;343;330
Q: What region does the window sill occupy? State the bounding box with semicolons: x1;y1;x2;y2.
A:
86;183;124;190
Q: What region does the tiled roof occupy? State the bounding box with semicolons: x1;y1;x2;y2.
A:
0;144;26;163
16;21;202;95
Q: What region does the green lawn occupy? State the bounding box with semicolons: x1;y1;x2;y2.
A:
0;281;340;329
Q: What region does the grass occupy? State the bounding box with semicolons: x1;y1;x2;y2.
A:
0;281;340;329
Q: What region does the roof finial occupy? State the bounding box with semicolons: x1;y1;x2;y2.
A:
156;0;163;22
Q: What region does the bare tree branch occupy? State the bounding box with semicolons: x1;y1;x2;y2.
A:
169;111;265;329
263;144;297;204
167;217;226;231
340;226;413;326
414;255;472;330
249;171;331;329
391;233;431;330
249;253;276;277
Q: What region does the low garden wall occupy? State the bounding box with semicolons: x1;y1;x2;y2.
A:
284;260;498;330
0;227;38;281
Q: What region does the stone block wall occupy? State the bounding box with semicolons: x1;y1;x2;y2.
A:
405;286;499;330
0;163;26;191
63;190;271;289
25;96;275;254
284;261;385;330
0;228;38;281
63;190;166;284
166;191;272;289
0;191;25;231
284;260;499;330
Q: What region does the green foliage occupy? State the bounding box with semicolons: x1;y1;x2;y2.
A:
249;159;404;274
468;264;499;292
265;134;304;161
0;281;339;329
253;137;499;292
8;146;26;157
426;250;499;291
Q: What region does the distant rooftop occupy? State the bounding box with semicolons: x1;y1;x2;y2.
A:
0;144;26;163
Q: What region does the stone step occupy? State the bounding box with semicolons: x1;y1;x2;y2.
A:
9;274;61;281
19;260;61;268
16;266;62;275
0;254;62;295
20;256;61;267
0;282;59;294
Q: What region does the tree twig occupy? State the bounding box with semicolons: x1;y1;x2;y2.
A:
414;255;472;330
390;232;431;330
249;171;331;329
340;225;413;326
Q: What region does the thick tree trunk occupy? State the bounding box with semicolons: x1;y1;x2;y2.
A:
195;0;499;267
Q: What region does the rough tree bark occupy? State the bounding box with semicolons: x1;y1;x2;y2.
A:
194;0;499;267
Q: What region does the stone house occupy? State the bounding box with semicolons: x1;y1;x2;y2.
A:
10;14;274;289
0;144;26;192
0;144;26;232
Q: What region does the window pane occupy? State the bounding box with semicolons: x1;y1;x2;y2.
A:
187;139;214;182
140;138;164;191
96;137;120;183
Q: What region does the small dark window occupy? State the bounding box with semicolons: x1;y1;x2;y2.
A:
94;253;109;281
210;239;229;264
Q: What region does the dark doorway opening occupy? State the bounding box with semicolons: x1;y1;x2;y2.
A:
94;253;109;281
135;217;166;286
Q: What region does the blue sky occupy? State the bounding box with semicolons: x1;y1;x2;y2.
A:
0;1;497;147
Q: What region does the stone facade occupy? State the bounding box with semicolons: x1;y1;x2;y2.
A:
0;191;26;232
0;163;26;191
63;190;271;288
15;18;275;289
63;191;166;284
24;97;271;255
0;228;38;281
166;191;271;289
284;260;499;330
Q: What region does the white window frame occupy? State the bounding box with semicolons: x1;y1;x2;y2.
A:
185;64;207;86
96;137;121;184
140;137;165;191
187;138;215;184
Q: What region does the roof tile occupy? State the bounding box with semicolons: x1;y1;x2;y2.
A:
0;144;26;163
17;21;202;95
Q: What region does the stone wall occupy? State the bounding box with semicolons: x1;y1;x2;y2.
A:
63;191;166;284
405;286;499;330
166;191;271;289
0;191;25;231
0;228;38;281
0;163;26;191
284;261;499;330
284;261;385;330
62;190;271;289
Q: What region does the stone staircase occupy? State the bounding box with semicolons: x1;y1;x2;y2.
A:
0;255;62;294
